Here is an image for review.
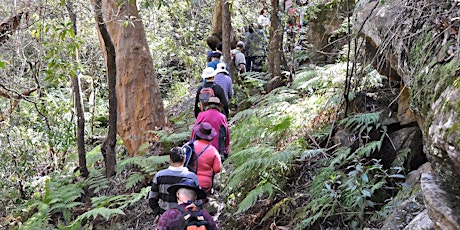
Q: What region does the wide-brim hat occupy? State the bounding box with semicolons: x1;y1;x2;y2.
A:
201;67;216;79
167;178;207;200
193;122;217;141
214;62;228;75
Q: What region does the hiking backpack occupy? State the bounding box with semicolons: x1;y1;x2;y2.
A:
182;141;211;173
174;205;211;230
198;84;215;112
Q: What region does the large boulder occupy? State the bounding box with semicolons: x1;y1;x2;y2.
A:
354;0;460;228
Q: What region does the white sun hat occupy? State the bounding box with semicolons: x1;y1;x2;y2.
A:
201;67;216;79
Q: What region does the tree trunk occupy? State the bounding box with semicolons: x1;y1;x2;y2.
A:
96;0;167;156
268;0;282;78
93;0;117;177
66;0;88;178
206;0;223;50
222;0;237;81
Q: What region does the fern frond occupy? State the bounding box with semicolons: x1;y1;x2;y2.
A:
125;172;145;190
261;196;295;222
86;144;103;168
86;169;109;194
339;111;382;135
72;207;124;224
20;202;51;230
353;140;381;159
236;182;275;214
300;149;325;160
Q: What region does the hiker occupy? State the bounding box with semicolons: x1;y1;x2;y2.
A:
194;67;229;118
189;122;222;197
156;178;218;230
244;24;267;72
231;41;246;74
191;97;230;160
257;8;270;36
213;62;234;101
207;51;222;70
148;147;201;218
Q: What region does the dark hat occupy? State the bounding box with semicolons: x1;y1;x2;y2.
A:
167;178;207;200
211;51;222;58
193;122;217;141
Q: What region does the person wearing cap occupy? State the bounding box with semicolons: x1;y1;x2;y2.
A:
232;41;246;74
206;51;222;70
156;178;218;230
191;97;230;160
189;122;222;197
194;67;229;118
213;62;234;101
148;147;200;218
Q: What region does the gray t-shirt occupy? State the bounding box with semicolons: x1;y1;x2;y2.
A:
233;50;246;71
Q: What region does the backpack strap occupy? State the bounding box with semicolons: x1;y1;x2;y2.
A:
193;144;211;173
183;140;195;167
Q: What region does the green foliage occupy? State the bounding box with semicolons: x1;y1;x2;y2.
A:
116;155;169;177
19;174;84;228
339;111;382;135
69;207;124;229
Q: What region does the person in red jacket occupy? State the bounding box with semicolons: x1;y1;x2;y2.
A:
190;122;222;197
191;97;230;160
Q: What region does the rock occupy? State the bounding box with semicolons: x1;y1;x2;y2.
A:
428;86;460;176
379;127;426;170
305;1;355;63
380;194;425;230
353;0;408;80
397;86;416;125
421;173;460;230
380;163;432;230
405;162;432;187
403;209;434;230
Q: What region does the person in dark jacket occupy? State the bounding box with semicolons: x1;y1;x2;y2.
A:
194;67;229;118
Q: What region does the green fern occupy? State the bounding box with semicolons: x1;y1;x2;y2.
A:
86;169;109;194
69;207;124;228
115;155;168;177
20;202;51;230
236;182;276;214
125;172;145;190
261;195;299;222
339;111;382;136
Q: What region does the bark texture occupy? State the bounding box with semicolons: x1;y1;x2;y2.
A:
67;0;88;177
268;0;282;79
97;0;167;156
94;0;117;177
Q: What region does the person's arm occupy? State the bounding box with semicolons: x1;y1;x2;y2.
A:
148;176;161;214
239;63;246;73
202;210;219;230
213;150;222;173
225;121;230;158
228;78;234;99
194;86;201;118
213;85;229;118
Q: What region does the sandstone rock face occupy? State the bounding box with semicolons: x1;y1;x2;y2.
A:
428;86;460;176
354;0;460;228
303;0;355;63
421;173;460;230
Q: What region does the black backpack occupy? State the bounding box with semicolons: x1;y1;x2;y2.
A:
174;205;211;230
182;141;211;173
